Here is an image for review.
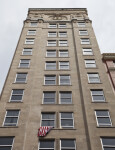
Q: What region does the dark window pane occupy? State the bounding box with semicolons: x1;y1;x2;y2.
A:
44;93;55;98
96;111;108;116
40;140;54;148
5;118;18;124
102;138;115;146
17;74;27;78
61;139;75;147
16;78;26;82
61;93;71;98
44;98;55;103
0;137;13;145
92;90;103;95
11;95;22;100
61;120;73;127
98;118;111;125
45;81;55;85
93;96;105;101
61;113;72;118
42;114;54;119
7;110;19;116
104;148;115;150
12;90;23;94
0;147;12;150
42;121;54;126
20;64;29;67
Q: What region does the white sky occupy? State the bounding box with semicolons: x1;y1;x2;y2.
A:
0;0;115;93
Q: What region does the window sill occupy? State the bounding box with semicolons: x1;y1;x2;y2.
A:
43;85;72;86
85;67;98;69
0;126;19;128
17;67;30;69
45;57;70;58
13;82;27;84
44;69;71;71
88;83;102;84
7;101;23;103
91;102;108;103
20;55;33;56
41;104;73;105
46;46;69;47
97;126;115;128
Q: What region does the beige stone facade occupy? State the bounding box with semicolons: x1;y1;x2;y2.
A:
0;8;115;150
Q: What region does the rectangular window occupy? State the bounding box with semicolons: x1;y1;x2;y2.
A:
46;50;56;57
59;50;68;57
59;24;66;28
81;38;90;44
39;140;54;150
59;32;67;37
59;75;71;85
46;62;56;70
27;30;36;35
22;48;32;55
60;112;74;128
82;48;93;55
60;92;72;104
85;60;96;68
79;30;88;35
47;40;56;46
101;137;115;150
15;73;27;83
91;90;105;102
10;89;24;102
19;59;30;68
59;62;69;70
87;73;100;83
43;92;55;104
0;137;14;150
45;75;56;85
77;22;86;27
48;32;57;37
41;113;55;127
95;110;112;126
49;24;57;28
4;110;20;126
30;22;37;27
59;40;67;46
61;139;76;150
25;38;34;44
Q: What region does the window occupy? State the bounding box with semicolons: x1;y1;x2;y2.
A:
46;50;56;57
113;61;115;67
43;92;55;104
60;92;72;104
49;24;57;28
91;90;105;102
79;30;88;35
4;110;20;126
59;32;67;37
59;75;71;85
59;40;67;46
60;113;74;128
15;73;27;83
39;140;54;150
101;137;115;150
87;73;100;83
47;40;56;46
95;110;112;126
60;139;76;150
46;62;56;70
27;30;36;35
19;59;30;68
25;38;34;44
82;48;93;55
30;22;37;27
0;137;14;150
41;113;55;127
59;24;66;28
59;62;69;70
48;32;57;37
85;60;96;68
77;22;86;27
10;89;24;102
45;75;56;85
81;38;90;44
22;48;32;55
59;50;68;57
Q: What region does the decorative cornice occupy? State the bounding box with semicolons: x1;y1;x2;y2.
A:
102;53;115;60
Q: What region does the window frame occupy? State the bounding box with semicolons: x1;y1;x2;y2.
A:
59;40;68;46
79;30;88;35
59;32;67;37
82;48;93;55
22;48;32;55
15;73;27;83
60;139;76;150
19;59;30;68
0;137;15;150
59;61;69;70
49;24;57;28
59;24;66;28
87;73;100;83
59;92;72;104
46;50;56;57
41;113;55;127
60;112;74;128
48;32;57;37
30;22;37;27
91;90;105;102
27;30;36;35
95;110;112;127
85;59;96;68
3;110;20;127
59;75;71;85
43;92;56;104
9;89;24;102
44;75;56;85
100;137;115;150
25;38;34;44
77;22;86;27
45;62;56;70
59;50;69;57
81;38;90;44
47;40;57;46
39;140;55;150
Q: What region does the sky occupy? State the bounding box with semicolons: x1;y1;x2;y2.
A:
0;0;115;93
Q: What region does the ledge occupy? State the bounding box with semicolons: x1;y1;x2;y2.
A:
97;126;115;128
0;126;19;128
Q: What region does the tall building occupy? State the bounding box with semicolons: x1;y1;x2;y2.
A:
0;8;115;150
102;53;115;91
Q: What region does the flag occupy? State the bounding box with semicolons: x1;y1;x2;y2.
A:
38;126;53;137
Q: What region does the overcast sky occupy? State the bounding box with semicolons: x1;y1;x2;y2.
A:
0;0;115;93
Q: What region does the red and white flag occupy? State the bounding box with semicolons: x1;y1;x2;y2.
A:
38;126;53;137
